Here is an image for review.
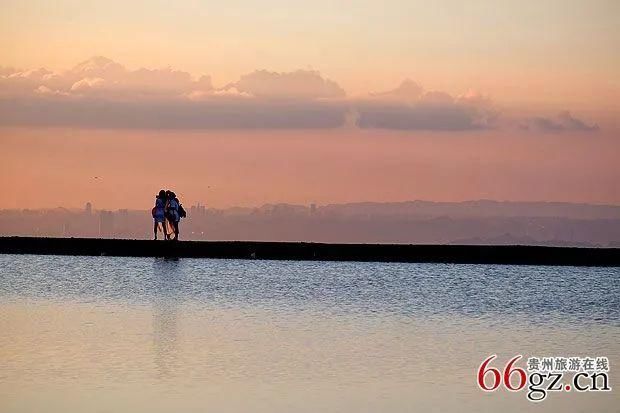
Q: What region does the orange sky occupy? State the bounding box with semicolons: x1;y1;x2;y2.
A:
2;1;619;109
2;127;619;210
1;1;619;209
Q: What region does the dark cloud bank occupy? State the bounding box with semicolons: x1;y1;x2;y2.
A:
0;98;347;129
0;57;598;132
519;111;599;133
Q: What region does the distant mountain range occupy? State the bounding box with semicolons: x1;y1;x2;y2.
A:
281;200;620;219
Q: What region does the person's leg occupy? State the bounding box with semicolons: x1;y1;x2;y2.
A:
153;221;158;240
174;220;180;240
168;219;174;240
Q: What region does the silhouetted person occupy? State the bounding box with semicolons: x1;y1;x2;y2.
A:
165;190;181;240
152;189;167;240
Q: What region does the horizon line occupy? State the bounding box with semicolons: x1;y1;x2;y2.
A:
4;198;620;213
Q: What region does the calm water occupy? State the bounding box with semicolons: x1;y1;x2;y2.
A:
1;254;619;412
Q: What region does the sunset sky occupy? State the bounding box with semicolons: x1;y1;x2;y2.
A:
1;0;619;209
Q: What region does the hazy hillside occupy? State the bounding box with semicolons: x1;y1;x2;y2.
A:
1;200;619;246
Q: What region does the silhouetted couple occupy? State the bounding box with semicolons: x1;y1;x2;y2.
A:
153;190;186;241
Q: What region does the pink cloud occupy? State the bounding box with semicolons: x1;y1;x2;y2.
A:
0;57;599;132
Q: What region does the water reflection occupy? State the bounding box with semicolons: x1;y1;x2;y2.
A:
0;254;619;413
151;258;181;378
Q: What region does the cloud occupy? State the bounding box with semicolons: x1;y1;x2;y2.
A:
520;111;599;133
0;56;213;100
0;57;599;133
0;57;348;129
71;56;126;79
355;82;498;131
370;79;423;100
70;77;107;92
186;87;251;101
225;69;345;99
0;57;344;102
0;98;346;129
34;85;68;96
